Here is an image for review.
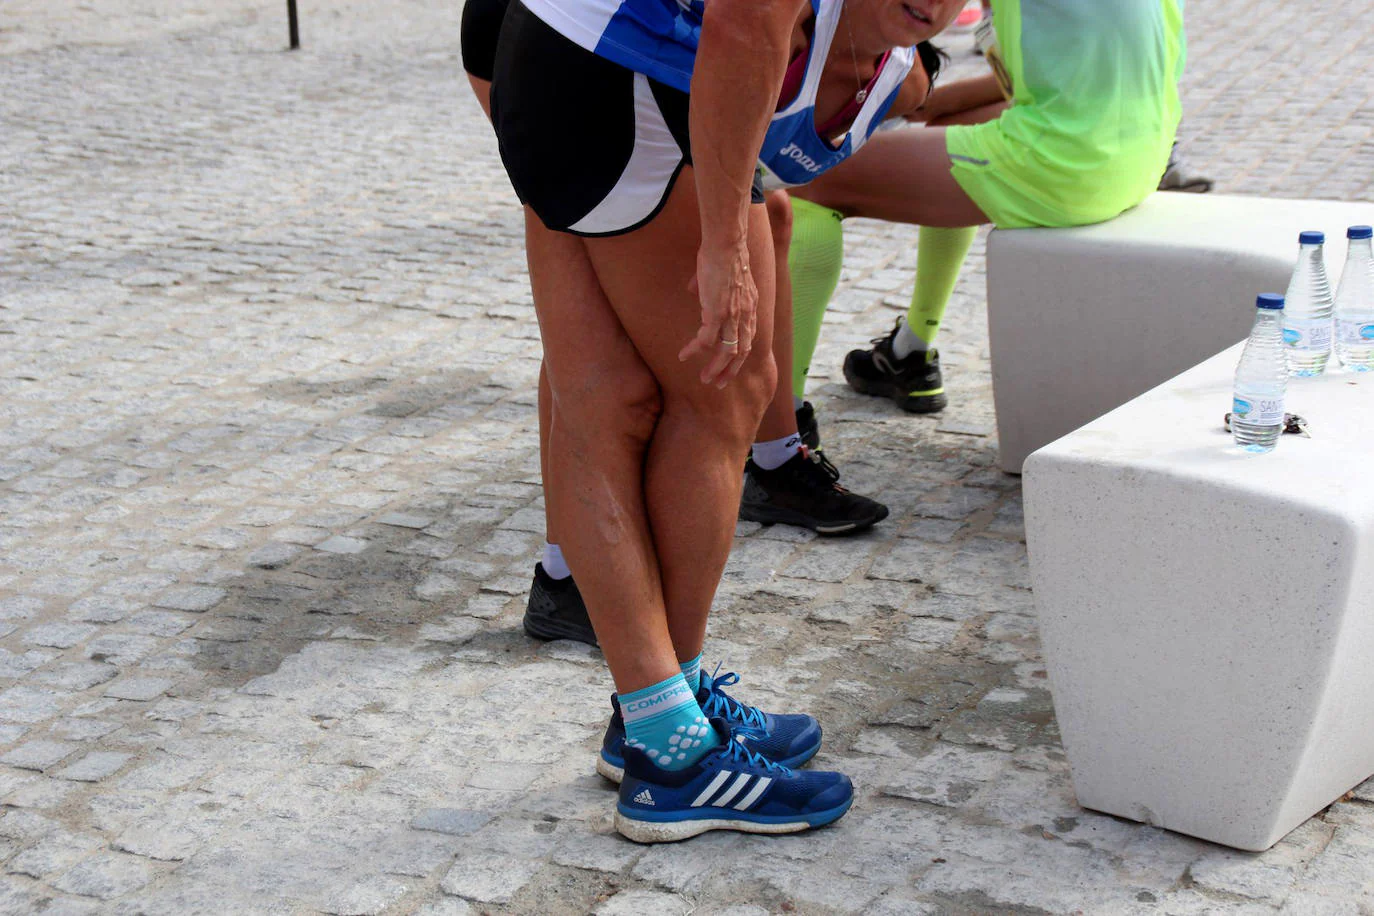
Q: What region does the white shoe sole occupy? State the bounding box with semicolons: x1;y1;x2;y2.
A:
613;811;819;844
595;755;625;784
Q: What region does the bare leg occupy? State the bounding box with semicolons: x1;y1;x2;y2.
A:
928;100;1009;128
792;127;990;227
582;169;777;662
526;218;680;692
537;366;560;546
757;190;799;443
471;73;564;551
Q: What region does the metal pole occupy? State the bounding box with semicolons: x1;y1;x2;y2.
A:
287;0;300;49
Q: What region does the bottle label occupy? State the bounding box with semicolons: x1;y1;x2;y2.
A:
1337;320;1374;346
1233;395;1283;427
1283;317;1333;352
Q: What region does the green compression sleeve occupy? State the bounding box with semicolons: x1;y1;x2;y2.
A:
787;197;845;397
906;225;977;348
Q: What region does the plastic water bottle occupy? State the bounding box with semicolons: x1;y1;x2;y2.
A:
1233;294;1288;453
1282;230;1333;376
1335;225;1374;371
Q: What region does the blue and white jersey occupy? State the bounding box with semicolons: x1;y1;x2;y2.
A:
520;0;914;187
520;0;706;92
757;1;913;188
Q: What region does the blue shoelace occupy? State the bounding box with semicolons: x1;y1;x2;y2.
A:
719;724;792;776
700;669;767;730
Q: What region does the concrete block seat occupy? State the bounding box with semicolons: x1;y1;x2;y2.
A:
987;193;1373;472
1023;346;1374;851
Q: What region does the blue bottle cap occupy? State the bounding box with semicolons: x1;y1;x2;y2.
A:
1256;293;1285;310
1348;225;1373;240
1299;230;1325;245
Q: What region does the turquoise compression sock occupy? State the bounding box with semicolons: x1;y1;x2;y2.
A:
619;672;720;771
679;654;702;694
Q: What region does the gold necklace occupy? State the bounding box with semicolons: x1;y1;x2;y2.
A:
844;13;869;104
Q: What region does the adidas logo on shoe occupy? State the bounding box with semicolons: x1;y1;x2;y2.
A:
633;789;655;806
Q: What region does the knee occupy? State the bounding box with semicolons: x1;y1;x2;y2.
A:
695;349;777;443
551;364;662;447
745;350;780;422
765;191;794;255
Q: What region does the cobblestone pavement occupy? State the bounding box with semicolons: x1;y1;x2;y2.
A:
2;1;1373;913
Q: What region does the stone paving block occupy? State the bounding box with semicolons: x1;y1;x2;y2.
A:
151;587;226;613
55;752;133;783
22;623;98;649
84;634;160;665
321;876;410;916
0;649;57;678
0;597;44;621
439;853;542;904
6;777;80;810
550;831;644;874
67;596;139;624
882;744;1012;808
246;542;303;569
0;686;65;724
52;853;155;900
410;808;492;837
316;535;370;555
125;610;195;637
595;890;691;915
378;511;436;529
104;678;173;702
0;740;80;772
782;541;872;583
413;900;473;916
8;831;104;879
33;663;119;691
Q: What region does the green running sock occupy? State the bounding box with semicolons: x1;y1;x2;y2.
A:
904;225;978;350
787;197;846;398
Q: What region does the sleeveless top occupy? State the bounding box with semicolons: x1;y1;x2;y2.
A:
519;0;915;187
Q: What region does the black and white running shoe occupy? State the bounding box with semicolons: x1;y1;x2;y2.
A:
739;450;888;536
523;563;597;646
843;321;948;414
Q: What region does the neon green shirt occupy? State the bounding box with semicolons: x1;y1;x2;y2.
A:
950;0;1185;227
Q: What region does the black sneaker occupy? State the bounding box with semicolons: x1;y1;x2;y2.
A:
795;401;821;452
843;322;947;413
523;563;597;647
739;450;888;536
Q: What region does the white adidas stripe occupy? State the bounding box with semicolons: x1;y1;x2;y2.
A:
692;771;777;811
712;773;753;808
690;771;732;808
733;776;772;811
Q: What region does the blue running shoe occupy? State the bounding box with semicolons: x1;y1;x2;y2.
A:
614;718;853;843
596;669;822;783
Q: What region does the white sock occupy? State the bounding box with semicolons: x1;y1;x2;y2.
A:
751;433;802;471
542;543;571;580
892;321;927;361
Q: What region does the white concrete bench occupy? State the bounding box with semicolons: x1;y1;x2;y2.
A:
1023;348;1374;851
987;193;1374;473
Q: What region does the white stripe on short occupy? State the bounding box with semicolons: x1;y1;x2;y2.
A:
569;73;683;235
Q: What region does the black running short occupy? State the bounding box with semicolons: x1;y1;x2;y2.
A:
460;0;509;82
488;1;762;237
